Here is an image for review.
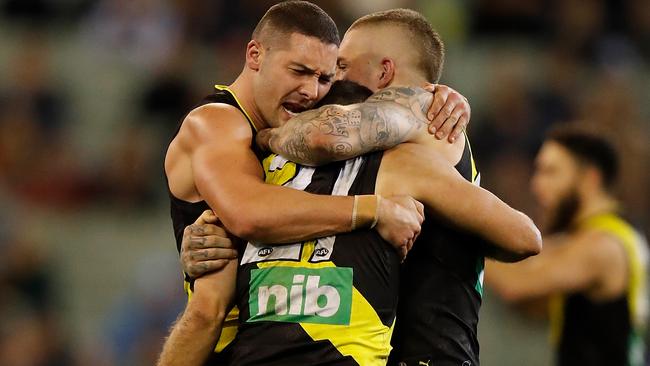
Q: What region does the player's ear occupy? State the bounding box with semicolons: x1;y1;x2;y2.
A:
582;165;603;193
377;58;395;89
246;40;263;71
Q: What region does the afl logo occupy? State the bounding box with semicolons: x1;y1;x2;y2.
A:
258;247;273;257
314;248;329;257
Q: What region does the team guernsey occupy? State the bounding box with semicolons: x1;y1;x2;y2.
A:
389;137;485;366
550;212;648;366
167;85;260;363
224;152;400;365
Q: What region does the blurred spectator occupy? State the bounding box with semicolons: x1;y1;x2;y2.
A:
99;124;160;208
471;0;549;37
81;0;183;69
105;253;184;365
138;43;197;138
626;0;650;59
576;74;650;234
1;0;57;25
0;225;76;366
0;34;96;208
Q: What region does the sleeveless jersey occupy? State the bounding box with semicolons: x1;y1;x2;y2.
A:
224;152;400;366
550;212;648;366
167;84;260;361
389;136;485;366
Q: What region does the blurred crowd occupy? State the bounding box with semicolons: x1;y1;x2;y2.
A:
0;0;648;365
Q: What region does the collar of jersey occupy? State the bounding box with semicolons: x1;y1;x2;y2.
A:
214;84;258;132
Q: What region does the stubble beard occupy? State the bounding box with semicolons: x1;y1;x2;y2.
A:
544;189;581;235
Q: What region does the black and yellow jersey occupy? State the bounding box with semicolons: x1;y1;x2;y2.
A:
224;152;400;365
389;136;485;366
550;212;648;366
167;84;260;362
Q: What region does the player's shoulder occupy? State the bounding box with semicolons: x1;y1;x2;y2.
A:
570;228;626;266
183;102;252;140
185;102;249;129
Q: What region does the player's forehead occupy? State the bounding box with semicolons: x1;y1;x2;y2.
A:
537;142;576;170
279;32;338;74
340;23;397;57
339;27;369;58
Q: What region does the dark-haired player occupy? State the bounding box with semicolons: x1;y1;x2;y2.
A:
486;126;648;366
180;8;542;366
160;2;471;365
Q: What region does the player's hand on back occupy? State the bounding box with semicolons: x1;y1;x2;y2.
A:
181;210;238;279
422;83;470;143
375;195;424;260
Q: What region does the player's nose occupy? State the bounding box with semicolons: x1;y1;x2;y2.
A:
298;78;319;101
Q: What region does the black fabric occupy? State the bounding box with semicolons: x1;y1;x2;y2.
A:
166;87;259;286
228;151;399;365
558;293;630;366
227;323;357;366
389;140;484;366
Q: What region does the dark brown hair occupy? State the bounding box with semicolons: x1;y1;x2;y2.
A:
547;125;619;189
252;1;340;47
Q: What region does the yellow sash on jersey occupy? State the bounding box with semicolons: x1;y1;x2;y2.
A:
251;154;394;365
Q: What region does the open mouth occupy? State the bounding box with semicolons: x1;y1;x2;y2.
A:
282;102;308;117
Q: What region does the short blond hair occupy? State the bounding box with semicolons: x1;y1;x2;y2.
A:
350;9;444;83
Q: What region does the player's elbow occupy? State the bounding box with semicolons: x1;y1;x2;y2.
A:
219;210;268;241
221;216;258;241
521;218;543;256
509;217;543;261
499;285;530;304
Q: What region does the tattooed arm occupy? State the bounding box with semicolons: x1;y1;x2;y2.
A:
257;87;433;166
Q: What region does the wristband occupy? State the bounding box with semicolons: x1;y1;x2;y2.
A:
352;195;379;230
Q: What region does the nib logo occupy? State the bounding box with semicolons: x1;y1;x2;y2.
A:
248;267;353;325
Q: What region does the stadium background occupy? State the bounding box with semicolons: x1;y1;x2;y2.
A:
0;0;648;365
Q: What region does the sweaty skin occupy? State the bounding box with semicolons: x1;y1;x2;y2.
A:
260;86;541;259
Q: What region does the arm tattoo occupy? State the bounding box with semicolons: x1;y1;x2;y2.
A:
267;86;432;165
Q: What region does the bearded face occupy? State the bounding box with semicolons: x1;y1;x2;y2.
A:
543;187;581;234
531;142;584;234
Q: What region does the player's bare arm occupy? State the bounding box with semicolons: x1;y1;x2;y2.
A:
256;86;465;166
377;143;543;262
166;103;423;246
485;230;627;302
157;259;237;366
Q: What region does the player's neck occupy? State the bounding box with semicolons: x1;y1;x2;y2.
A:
574;191;619;224
387;72;428;89
229;76;269;131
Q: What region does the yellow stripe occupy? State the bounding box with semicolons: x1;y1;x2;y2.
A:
254;155;393;363
263;154;298;186
214;84;257;132
255;260;393;365
300;287;393;366
550;213;647;347
549;294;565;346
215;309;239;352
464;134;478;182
579;213;647;330
301;240;316;261
257;259;336;270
